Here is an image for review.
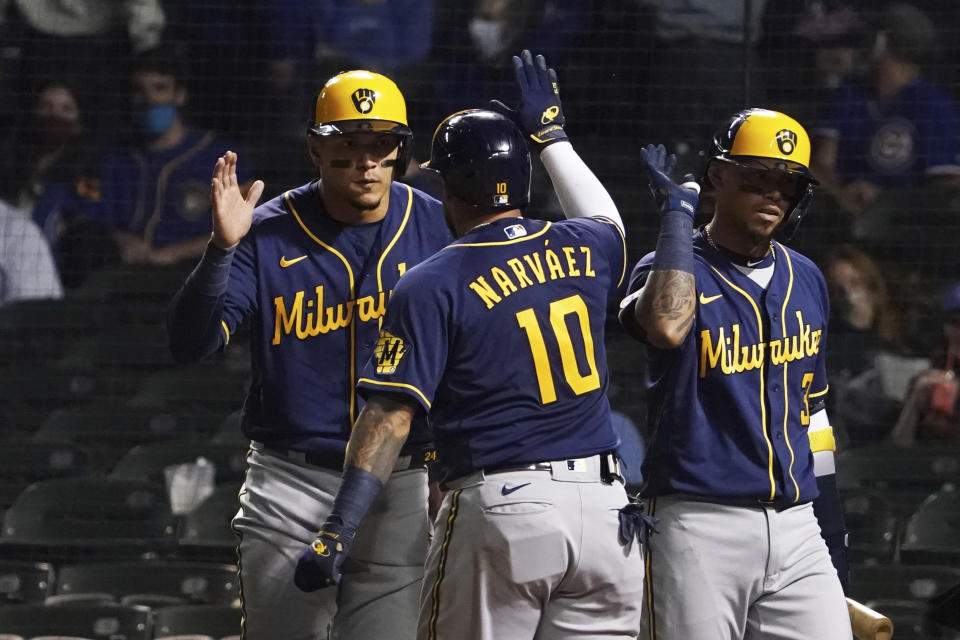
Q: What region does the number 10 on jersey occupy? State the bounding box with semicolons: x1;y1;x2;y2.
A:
516;294;601;404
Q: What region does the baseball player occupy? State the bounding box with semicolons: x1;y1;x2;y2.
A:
166;70;452;640
619;109;854;640
294;51;646;640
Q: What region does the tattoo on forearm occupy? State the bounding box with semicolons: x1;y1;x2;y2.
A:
345;396;413;482
642;270;695;322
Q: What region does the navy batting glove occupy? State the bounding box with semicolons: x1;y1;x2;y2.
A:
489;49;567;151
641;144;700;219
294;520;356;592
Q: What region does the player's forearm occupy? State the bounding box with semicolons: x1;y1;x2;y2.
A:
345;394;415;484
540;141;624;233
632;269;695;348
166;241;234;364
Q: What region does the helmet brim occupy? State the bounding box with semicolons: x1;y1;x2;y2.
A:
309;120;412;137
714;155;819;185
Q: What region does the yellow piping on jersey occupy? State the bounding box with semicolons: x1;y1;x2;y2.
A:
595;217;628;288
286;186;358;425
428;488;462;640
376;185;413;330
708;265;777;501
220;320;230;345
809;385;829;398
357;377;432;409
776;243;801;504
445;221;552;248
143;131;215;245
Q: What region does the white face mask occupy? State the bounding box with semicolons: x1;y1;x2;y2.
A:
469;17;506;60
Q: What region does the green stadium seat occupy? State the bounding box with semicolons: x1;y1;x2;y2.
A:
850;565;960;605
152;605;241;639
841;487;900;564
837;443;960;491
109;443;247;486
0;603;152;639
55;561;238;606
0;560;54;604
176;485;241;565
901;484;960;565
0;443;97;510
0;478;176;561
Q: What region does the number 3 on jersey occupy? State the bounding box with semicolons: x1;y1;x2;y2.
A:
516;294;600;404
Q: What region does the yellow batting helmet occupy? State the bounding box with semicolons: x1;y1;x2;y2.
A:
710;108;817;240
309;70;411;137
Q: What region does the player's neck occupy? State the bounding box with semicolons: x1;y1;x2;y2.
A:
456;210;522;238
705;219;772;259
321;189;390;226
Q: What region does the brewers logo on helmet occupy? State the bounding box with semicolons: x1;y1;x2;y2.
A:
710;108;818;240
420;109;531;211
309;70;413;177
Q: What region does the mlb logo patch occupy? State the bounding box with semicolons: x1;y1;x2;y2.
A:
493;194;509;206
566;459;586;472
504;224;527;239
374;330;408;375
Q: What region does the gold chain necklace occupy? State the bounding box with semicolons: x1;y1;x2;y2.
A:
704;224;774;261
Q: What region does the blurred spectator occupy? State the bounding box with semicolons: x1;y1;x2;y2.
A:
823;245;922;446
810;3;960;217
74;46;251;268
0;80;97;232
0;199;63;305
0;0;165;127
640;0;768;173
890;281;960;445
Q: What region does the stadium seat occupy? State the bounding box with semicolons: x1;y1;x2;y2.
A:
55;326;173;370
109;443;247;486
841;487;900;564
863;599;927;640
0;443;96;511
901;484;960;565
850;565;960;605
126;370;246;416
32;403;206;468
0;603;152;639
152;636;215;640
0;560;54;604
152;605;241;639
208;412;245;446
54;561;238;606
0;478;176;561
43;593;115;607
176;485;241;564
837;443;960;491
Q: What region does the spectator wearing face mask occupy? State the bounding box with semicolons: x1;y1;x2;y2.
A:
75;45;252;267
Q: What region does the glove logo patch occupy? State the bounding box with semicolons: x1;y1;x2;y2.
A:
375;330;408;375
541;106;560;125
351;88;377;115
775;129;798;155
312;539;331;557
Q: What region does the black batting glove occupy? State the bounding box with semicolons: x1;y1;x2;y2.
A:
293;520;355;592
490;49;568;151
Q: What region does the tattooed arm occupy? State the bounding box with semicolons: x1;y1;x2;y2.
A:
631;269;696;350
345;393;417;483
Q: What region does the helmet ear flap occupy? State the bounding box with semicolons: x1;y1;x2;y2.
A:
774;180;814;241
393;137;411;179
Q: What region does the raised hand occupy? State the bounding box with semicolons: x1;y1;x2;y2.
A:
211;151;264;250
490;49;567;151
640;144;700;219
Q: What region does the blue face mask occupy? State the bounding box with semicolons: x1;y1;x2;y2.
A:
134;103;177;136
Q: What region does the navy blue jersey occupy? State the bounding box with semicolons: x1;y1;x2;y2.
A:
172;180;451;454
357;217;627;478
814;79;960;187
80;130;252;247
622;230;829;506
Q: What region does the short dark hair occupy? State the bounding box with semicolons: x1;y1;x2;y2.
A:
130;43;189;86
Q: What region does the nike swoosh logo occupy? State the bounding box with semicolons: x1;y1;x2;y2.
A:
280;255;308;268
699;292;722;305
501;483;531;496
746;260;764;267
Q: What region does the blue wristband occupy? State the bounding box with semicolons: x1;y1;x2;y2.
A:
328;466;384;531
194;241;236;297
651;210;694;274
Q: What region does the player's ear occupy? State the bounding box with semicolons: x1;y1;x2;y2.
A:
707;162;724;187
306;133;324;173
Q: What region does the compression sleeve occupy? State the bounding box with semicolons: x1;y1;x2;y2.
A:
540;141;624;233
